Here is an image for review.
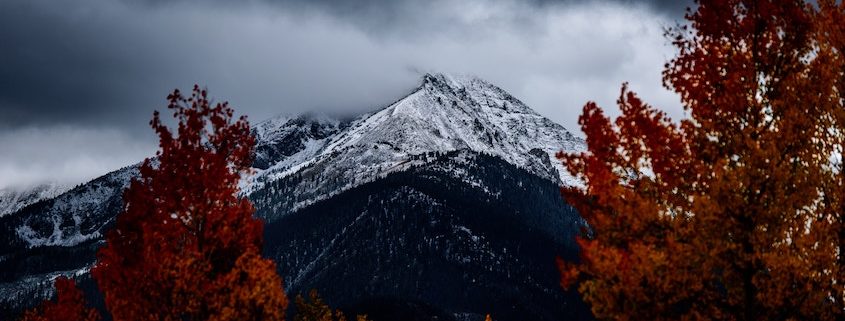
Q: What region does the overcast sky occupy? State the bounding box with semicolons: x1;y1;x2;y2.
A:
0;0;692;189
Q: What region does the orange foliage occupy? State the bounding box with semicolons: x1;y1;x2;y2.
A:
92;86;287;321
18;277;99;321
558;0;845;320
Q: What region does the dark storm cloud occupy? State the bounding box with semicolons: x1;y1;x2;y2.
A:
266;0;692;21
1;1;169;131
134;0;693;39
0;0;689;188
0;0;691;131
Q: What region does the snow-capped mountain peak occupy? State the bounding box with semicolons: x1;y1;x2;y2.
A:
317;72;583;181
245;73;584;216
420;73;535;114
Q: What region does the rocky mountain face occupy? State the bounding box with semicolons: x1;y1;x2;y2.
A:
0;73;589;321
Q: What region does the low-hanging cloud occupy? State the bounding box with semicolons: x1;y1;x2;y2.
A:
0;0;691;188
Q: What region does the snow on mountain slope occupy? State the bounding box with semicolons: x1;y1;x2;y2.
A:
0;183;71;217
6;73;585;245
248;73;585;218
9;165;137;248
321;73;583;183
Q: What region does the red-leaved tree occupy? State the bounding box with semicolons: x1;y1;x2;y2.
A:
558;0;845;320
92;86;288;321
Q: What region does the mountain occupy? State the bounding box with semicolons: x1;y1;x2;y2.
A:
248;73;583;220
0;73;589;320
0;183;71;217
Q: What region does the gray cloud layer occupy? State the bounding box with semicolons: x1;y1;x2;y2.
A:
0;0;692;188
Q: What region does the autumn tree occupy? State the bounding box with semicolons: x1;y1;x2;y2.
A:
558;0;845;320
815;1;845;320
92;86;288;321
18;277;99;321
293;290;369;321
